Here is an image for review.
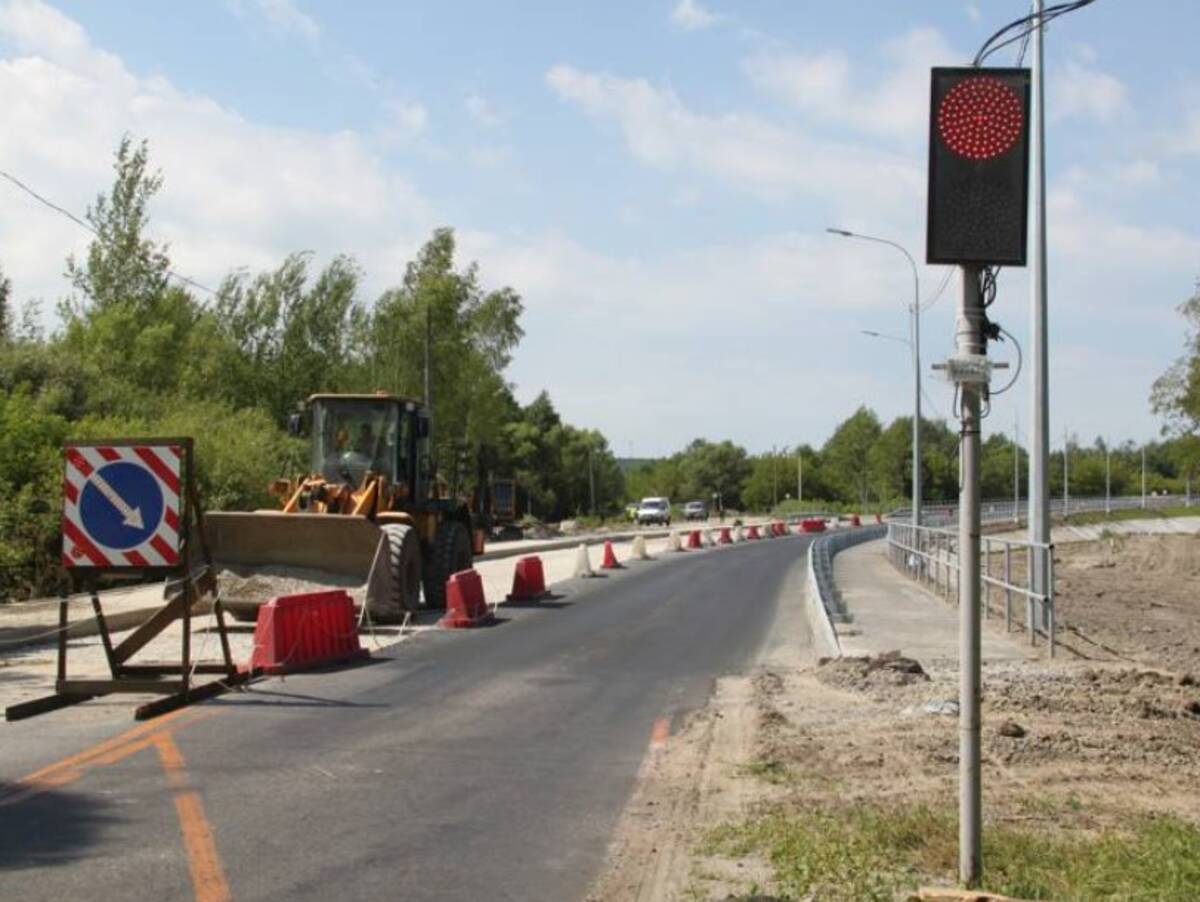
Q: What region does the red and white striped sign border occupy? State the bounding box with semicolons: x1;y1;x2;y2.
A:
62;444;183;569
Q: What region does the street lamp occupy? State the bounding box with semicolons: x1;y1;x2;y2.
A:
830;228;922;527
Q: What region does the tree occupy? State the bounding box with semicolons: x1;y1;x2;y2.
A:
822;406;882;506
1151;278;1200;483
677;439;751;509
369;228;524;471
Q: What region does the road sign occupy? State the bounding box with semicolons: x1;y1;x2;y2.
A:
62;442;183;569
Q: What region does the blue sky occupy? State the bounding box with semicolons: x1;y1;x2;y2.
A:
2;0;1198;459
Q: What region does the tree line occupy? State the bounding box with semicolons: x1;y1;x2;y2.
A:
0;137;624;600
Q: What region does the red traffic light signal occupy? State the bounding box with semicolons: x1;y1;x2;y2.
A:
926;67;1031;267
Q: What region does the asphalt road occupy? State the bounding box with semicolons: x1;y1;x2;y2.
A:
1;535;814;901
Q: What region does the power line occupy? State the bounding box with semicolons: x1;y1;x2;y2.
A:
973;0;1099;67
0;167;216;296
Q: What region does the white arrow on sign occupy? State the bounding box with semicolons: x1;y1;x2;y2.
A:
90;471;145;530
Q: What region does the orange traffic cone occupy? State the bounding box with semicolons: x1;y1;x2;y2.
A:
601;540;622;569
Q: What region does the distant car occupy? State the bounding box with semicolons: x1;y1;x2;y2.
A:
636;497;671;526
683;500;708;521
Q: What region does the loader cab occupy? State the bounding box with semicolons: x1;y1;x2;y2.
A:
308;394;419;492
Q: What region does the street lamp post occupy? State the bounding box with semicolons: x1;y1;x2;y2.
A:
831;228;921;527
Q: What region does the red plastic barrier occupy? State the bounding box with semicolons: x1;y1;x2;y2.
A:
687;530;702;549
775;521;786;536
875;513;883;524
851;514;862;527
601;540;622;569
801;518;826;533
507;555;548;601
245;590;368;675
718;527;732;544
439;569;494;629
746;525;760;540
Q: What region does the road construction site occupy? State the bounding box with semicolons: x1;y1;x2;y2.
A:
2;515;1198;901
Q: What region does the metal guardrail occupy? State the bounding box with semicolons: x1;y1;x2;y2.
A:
886;519;1057;656
808;524;888;626
891;493;1191;527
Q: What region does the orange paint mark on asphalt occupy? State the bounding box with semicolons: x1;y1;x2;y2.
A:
155;734;231;902
649;716;670;750
0;707;215;808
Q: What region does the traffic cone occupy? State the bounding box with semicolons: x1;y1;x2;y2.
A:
574;543;595;578
669;530;685;552
687;530;702;549
718;527;732;545
601;540;622;569
631;534;651;560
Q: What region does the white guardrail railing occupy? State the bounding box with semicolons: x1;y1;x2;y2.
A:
884;493;1193;657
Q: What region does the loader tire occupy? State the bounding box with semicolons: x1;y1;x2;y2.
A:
372;523;422;623
422;520;472;610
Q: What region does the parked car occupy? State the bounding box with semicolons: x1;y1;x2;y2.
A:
683;500;708;521
636;497;671;526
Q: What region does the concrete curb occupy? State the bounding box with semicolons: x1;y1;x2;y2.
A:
805;544;842;659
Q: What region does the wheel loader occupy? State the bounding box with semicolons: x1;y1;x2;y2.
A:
201;393;482;623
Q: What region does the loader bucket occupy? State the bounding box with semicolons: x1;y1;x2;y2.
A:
198;512;393;622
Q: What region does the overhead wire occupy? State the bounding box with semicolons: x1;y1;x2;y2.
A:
0;167;216;296
973;0;1099;67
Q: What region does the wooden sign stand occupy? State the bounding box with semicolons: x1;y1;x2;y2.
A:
6;438;252;722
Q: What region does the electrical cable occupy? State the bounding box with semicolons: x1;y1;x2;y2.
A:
0;168;216;296
991;325;1024;396
973;0;1099;67
920;267;955;312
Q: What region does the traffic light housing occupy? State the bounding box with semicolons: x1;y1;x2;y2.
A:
926;67;1031;267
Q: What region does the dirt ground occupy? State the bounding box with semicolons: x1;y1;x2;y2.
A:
588;533;1200;900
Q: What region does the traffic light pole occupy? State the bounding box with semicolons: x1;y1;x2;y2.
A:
957;265;984;888
1028;0;1052;629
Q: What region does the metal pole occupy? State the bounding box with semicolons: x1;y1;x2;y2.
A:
772;446;778;510
1063;428;1069;517
1106;446;1111;515
957;264;984;888
588;448;596;516
1142;446;1147;508
1012;417;1019;524
797;452;803;505
912;265;922;528
1028;0;1051;635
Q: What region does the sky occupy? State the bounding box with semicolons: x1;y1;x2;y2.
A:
1;0;1198;458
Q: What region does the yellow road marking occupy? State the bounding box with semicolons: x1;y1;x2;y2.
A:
155;734;231;902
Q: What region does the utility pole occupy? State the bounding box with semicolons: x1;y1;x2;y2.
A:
797;451;803;506
1028;0;1052;639
956;266;985;888
1105;445;1112;515
772;446;778;510
1063;428;1070;517
1142;445;1147;508
1012;416;1020;525
588;447;596;517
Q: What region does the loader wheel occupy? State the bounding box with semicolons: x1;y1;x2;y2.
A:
372;523;422;623
422;520;472;610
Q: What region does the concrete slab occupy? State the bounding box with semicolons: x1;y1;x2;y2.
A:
833;539;1031;666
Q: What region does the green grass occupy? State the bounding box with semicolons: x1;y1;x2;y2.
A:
702;801;1200;902
1063;505;1197;526
739;758;793;785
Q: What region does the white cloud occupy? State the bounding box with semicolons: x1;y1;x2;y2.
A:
465;91;503;127
670;0;719;32
545;64;921;212
965;4;981;23
1052;54;1128;123
382;97;429;138
742;28;957;144
228;0;319;44
0;0;431;313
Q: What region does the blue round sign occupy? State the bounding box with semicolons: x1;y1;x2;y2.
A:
79;461;165;550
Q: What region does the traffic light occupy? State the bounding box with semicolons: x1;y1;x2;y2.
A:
926;67;1031;267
